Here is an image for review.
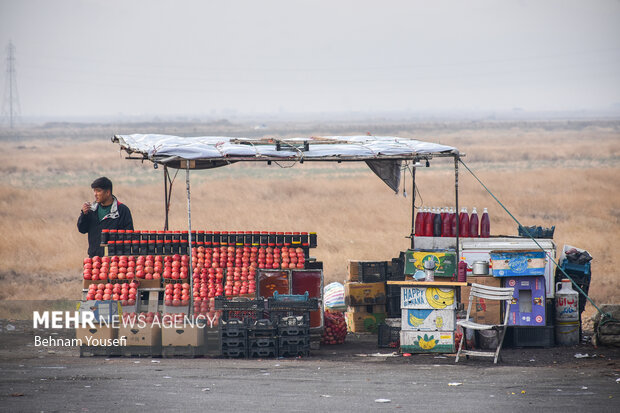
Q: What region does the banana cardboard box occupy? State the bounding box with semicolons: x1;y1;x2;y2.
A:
400;286;456;310
401;309;456;331
345;311;386;333
400;330;455;353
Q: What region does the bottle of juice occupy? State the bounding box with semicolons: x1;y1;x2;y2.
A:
459;207;470;237
450;207;457;237
441;208;451;237
469;207;479;238
480;208;490;238
415;208;424;235
433;208;443;237
424;207;434;237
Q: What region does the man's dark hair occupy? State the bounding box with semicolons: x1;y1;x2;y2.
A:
91;177;113;193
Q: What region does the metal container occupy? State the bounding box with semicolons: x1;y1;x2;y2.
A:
472;260;489;275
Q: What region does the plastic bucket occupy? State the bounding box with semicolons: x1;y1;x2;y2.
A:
477;330;498;350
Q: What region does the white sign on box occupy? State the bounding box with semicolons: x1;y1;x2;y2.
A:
401;309;456;331
400;287;456;310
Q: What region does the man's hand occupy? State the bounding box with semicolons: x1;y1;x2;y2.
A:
82;202;91;215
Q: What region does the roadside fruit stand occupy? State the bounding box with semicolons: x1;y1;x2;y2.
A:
77;133;600;358
75;134;464;358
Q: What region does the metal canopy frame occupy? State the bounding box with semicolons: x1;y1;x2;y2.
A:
113;134;463;297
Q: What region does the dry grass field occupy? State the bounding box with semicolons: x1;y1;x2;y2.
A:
0;119;618;319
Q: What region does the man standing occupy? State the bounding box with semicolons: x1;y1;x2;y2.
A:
78;177;134;257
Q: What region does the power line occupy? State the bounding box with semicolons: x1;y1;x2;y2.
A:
2;41;21;128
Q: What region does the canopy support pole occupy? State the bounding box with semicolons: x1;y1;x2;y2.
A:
185;163;194;316
164;165;170;230
410;166;416;250
454;156;460;261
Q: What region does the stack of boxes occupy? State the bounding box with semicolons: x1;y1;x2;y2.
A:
344;261;388;333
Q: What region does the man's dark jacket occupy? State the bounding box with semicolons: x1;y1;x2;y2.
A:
77;198;134;257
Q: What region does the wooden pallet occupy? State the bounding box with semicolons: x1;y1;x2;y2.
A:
121;345;162;358
162;345;203;358
79;345;121;357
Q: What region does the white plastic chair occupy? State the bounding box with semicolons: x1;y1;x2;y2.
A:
455;283;515;364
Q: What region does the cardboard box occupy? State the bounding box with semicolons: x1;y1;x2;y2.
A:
162;324;205;347
119;324;162;347
139;278;162;288
75;323;117;344
83;279;105;288
77;300;121;323
347;261;387;282
407;250;457;278
490;250;546;277
401;309;456;331
400;286;456;310
400;330;455;353
344;282;386;306
348;304;385;313
345;311;386;333
461;276;503;325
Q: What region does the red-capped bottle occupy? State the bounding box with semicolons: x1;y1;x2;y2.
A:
480;208;490;238
415;208;424;235
442;209;451;237
450;207;457;237
424;207;434;237
459;207;470;237
469;207;479;238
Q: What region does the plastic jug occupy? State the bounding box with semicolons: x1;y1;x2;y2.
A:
555;279;580;345
555;279;579;322
459;207;470;237
442;208;451;237
424;207;434;237
480;208;490;238
415;208;424;235
469;207;479;238
433;209;443;237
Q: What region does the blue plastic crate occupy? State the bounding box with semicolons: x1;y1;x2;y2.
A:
560;259;591;275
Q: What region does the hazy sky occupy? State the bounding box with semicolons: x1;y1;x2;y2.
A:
1;0;619;118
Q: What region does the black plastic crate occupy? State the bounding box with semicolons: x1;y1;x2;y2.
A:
215;296;265;311
221;336;247;349
222;309;264;324
504;326;554;348
267;297;319;311
386;284;401;297
269;311;310;327
222;347;248;358
377;323;400;348
357;261;388;283
248;347;276;358
385;295;401;318
276;314;310;327
278;325;310;337
248;319;277;338
249;337;276;348
278;344;310;358
220;319;248;338
305;261;323;270
388;256;405;281
279;335;309;347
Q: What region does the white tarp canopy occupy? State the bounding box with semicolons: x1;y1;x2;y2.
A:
112;134;459;192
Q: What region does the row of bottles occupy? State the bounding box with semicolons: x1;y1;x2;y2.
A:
414;207;490;238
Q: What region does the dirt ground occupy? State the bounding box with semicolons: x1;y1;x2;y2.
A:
1;319;619;412
0;320;620;412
